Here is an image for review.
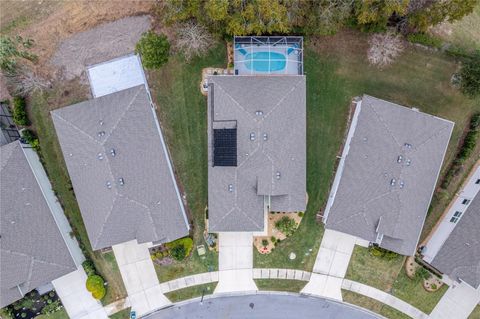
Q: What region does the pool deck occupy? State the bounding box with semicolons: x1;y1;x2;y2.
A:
234;45;302;75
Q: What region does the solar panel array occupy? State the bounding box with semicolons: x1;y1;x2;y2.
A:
213;128;237;166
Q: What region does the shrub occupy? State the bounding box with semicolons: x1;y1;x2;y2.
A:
41;300;61;315
82;259;96;276
270;236;276;243
384;250;399;260
135;31;170;69
166;237;193;261
261;239;268;247
12;96;29;126
275;216;297;236
460;54;480;97
415;266;431;281
86;275;106;300
369;246;385;257
406;33;442;48
298;211;304;217
431;283;437;290
21;129;39;149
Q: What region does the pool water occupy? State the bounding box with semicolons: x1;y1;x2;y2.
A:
244;51;286;72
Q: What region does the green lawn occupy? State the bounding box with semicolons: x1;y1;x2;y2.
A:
164;283;217;303
254;279;307;293
469;305;480;319
35;308;69;319
391;269;448;314
147;44;226;282
109;307;131;319
29;85;127;305
342;290;411;319
346;246;405;291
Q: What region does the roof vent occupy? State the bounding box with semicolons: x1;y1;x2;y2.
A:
406;159;411;166
228;184;234;192
276;171;281;180
397;155;403;163
106;181;112;189
255;110;263;116
399;181;405;189
97;131;105;137
118;178;124;186
404;143;412;149
97;153;103;160
110;149;116;157
263;133;268;141
99;120;104;126
390;178;396;186
250;132;255;141
363;137;368;142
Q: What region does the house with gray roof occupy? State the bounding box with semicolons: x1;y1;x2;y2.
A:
51;85;189;250
1;141;77;307
323;95;453;256
207;76;306;232
423;162;480;288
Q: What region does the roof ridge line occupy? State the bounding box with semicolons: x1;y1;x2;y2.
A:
263;78;302;120
124;194;160;240
51;113;103;146
93;192;120;249
368;102;402;148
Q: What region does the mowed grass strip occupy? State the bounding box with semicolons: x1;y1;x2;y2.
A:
254;279;307;293
147;44;226;282
342;290;411;319
164;282;217;303
29;86;127;304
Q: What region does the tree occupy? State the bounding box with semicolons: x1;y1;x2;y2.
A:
175;21;214;61
304;0;354;35
4;66;50;96
86;275;106;300
135;31;170;69
0;35;36;74
460;54;480;97
354;0;409;32
406;0;477;33
367;31;404;67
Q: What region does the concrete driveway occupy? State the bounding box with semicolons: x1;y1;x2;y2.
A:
302;229;361;300
429;281;480;319
112;240;171;316
52;268;107;319
214;232;257;293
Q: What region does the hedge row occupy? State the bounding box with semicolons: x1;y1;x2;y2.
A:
12;96;29;126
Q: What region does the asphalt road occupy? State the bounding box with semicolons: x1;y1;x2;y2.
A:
145;293;381;319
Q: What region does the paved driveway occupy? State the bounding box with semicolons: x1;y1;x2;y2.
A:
302;229;360;300
429;281;480;319
144;293;381;319
112;240;171;316
52;269;107;319
214;232;257;293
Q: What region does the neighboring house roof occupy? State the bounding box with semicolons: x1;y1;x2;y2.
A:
0;141;76;307
431;191;480;288
325;95;453;255
207;76;306;232
51;85;189;250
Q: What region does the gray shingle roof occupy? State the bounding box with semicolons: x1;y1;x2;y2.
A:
207;76;306;232
51;85;189;250
325;95;453;255
431;191;480;288
1;141;76;307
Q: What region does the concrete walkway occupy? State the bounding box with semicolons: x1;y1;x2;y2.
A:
342;279;428;319
429;281;480;319
214;232;258;293
301;229;362;300
52;269;108;319
112;240;171;316
161;271;219;293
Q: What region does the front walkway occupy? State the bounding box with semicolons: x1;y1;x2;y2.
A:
112;240;171;316
52;269;108;319
214;232;258;293
301;229;362;300
429;281;480;319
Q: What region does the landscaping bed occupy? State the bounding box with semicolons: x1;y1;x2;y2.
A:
5;290;64;319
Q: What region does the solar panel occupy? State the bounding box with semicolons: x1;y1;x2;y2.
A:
213;128;237;166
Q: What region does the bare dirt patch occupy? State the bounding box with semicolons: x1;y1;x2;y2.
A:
51;15;151;81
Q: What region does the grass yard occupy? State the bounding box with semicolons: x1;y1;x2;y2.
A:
109;308;131;319
35;308;69;319
342;290;411;319
147;44;226;282
391;269;448;314
29;84;127;305
469;305;480;319
346;246;405;291
254;279;307;293
164;283;217;303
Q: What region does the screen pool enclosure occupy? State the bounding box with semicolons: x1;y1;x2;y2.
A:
234;36;303;75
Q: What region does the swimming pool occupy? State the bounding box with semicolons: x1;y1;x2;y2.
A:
244;51;286;72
